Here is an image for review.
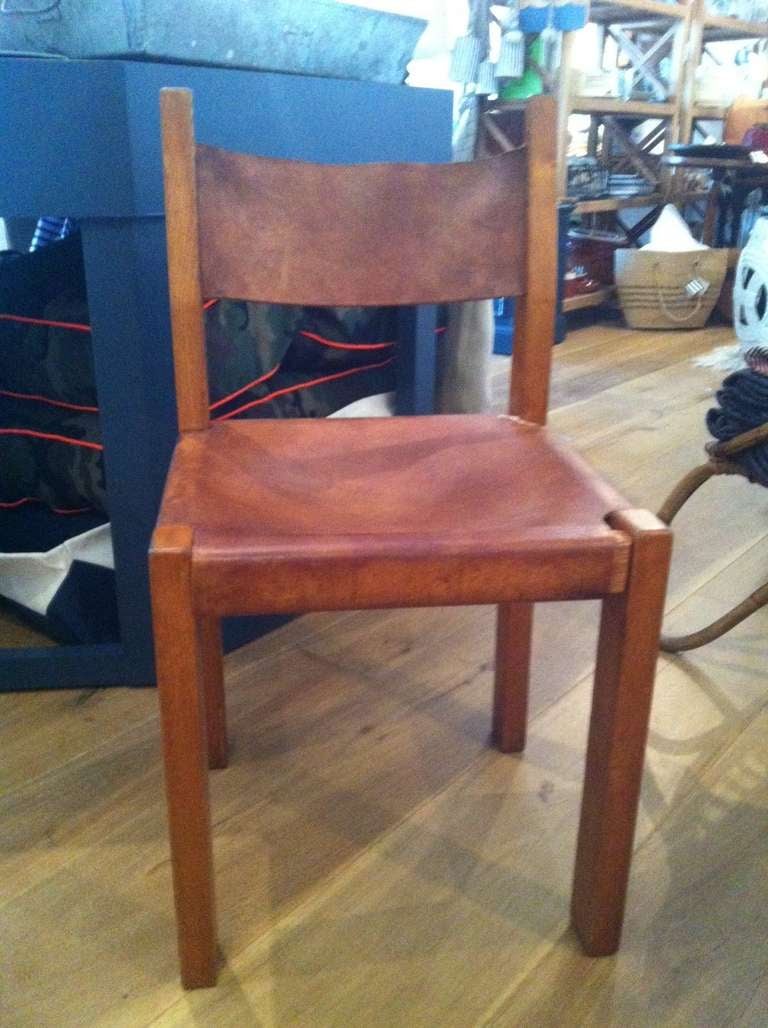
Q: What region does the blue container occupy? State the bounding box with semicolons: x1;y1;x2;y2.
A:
519;1;549;34
554;1;588;31
493;297;516;355
493;201;573;355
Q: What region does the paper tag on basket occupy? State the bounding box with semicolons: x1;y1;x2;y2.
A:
685;276;710;297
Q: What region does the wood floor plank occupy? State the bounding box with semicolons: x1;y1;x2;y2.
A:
492;324;731;412
0;608;51;651
547;349;768;609
486;698;768;1028
0;687;158;795
0;610;357;795
300;600;606;726
151;579;768;1028
3;322;766;1027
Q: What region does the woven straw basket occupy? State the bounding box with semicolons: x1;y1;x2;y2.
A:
614;249;727;330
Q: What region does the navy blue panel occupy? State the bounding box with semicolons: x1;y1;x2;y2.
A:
123;63;453;215
0;56;451;690
0;58;452;219
79;218;176;665
0;644;141;691
396;306;438;415
46;561;120;645
0;506;106;553
223;615;292;653
0;59;132;218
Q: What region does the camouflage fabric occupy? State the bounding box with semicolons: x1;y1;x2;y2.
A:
0;233;96;406
0;397;105;513
224;358;394;420
206;301;397;419
206;301;300;405
1;243;397;512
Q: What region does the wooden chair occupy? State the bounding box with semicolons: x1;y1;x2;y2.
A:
151;87;672;988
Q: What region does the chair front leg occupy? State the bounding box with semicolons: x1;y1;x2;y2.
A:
571;509;672;956
493;601;534;753
150;526;217;988
198;616;227;769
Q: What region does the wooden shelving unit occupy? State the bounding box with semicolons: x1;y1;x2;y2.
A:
547;0;694;230
574;193;664;213
570;97;677;116
482;0;767;192
561;0;767;196
588;0;689;22
681;2;768;142
562;286;616;312
558;0;764;311
690;102;729;121
479;0;766;315
702;12;768;41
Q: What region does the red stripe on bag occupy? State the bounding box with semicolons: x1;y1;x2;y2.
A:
1;299;220;330
0;496;94;515
298;330;395;352
0;312;91;333
0;388;99;413
301;327;445;348
209;363;281;412
0;428;103;451
213;356;395;422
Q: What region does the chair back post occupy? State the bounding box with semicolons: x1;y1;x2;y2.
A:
160;88;210;432
509;95;558;425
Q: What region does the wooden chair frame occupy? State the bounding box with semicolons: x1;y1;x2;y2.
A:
151;87;671;988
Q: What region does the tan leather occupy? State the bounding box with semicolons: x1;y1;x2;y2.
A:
157;415;631;612
196;145;528;306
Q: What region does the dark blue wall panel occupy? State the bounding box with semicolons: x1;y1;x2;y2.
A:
0;56;451;690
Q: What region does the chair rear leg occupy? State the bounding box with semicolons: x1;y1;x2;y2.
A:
493;601;534;753
150;527;217;988
571;510;672;956
198;616;227;769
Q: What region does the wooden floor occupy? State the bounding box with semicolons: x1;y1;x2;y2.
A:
2;321;767;1027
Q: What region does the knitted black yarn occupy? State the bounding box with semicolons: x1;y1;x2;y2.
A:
707;368;768;486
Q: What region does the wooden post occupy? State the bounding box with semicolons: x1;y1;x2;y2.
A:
571;509;672;955
493;602;534;753
509;95;558;426
150;525;217;987
160;88;210;433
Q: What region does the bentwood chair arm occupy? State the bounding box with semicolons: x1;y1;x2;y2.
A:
705;420;768;460
658;422;768;652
